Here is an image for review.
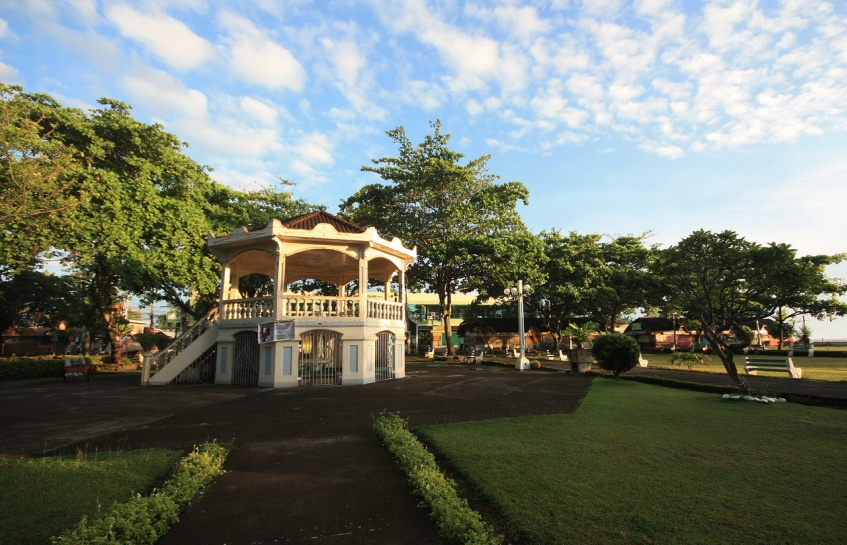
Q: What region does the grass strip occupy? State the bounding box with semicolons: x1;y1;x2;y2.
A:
374;414;503;545
0;449;183;545
417;380;847;545
51;441;230;545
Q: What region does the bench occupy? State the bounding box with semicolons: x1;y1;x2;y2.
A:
546;350;568;361
64;357;94;382
743;356;802;379
462;350;484;364
638;355;649;368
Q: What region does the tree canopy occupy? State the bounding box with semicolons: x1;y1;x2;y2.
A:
1;85;318;359
340;120;542;354
654;229;847;387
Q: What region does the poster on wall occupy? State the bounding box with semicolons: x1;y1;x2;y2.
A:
258;320;295;343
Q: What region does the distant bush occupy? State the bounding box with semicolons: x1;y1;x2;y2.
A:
592;333;641;377
0;357;65;381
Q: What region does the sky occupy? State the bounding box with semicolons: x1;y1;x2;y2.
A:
2;0;847;338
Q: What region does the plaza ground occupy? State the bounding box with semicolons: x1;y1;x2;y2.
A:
1;362;844;544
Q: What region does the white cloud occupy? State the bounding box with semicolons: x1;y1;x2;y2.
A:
292;132;334;166
239;96;280;126
105;4;214;70
0;60;19;82
640;141;683;158
64;0;99;25
175;116;283;159
406;80;446;111
122;69;208;119
319;23;387;120
219;13;306;92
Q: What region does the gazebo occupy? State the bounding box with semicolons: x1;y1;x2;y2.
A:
148;211;416;387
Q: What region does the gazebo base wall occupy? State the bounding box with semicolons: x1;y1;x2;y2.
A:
211;324;405;388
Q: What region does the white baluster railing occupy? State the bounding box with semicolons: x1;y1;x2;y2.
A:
152;307;219;372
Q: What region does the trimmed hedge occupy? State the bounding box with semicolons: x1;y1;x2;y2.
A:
52;441;230;545
374;414;502;545
0;357;66;381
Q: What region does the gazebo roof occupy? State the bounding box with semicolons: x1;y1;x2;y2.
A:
207;211;416;286
280;211;365;234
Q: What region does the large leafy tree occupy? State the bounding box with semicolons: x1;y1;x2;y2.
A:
56;98;225;360
340;120;542;354
591;234;657;332
654;230;847;388
759;244;847;347
2;86;320;361
529;230;605;349
0;84;94;275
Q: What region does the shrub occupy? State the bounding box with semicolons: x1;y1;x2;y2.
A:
0;357;65;381
374;414;502;545
52;442;230;545
592;333;641;377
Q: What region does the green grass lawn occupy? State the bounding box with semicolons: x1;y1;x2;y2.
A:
0;448;182;545
645;352;847;382
417;380;847;545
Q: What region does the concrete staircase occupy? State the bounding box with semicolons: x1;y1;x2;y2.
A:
147;308;218;385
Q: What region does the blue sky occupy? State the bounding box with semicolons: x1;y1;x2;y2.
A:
2;0;846;337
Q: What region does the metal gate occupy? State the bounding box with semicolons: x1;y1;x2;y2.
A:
299;330;342;386
232;331;259;386
375;331;395;382
172;344;217;384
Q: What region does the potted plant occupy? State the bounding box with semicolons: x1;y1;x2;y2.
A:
564;322;598;373
134;333;161;352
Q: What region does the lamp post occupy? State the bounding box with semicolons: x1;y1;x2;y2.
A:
672;312;678;351
505;281;531;370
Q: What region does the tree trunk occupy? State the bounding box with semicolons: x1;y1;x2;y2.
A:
705;331;749;392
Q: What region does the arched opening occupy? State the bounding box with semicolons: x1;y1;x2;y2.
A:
299;330;343;386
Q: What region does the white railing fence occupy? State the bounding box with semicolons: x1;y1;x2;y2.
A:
152;307;219;373
221;297;274;321
279;295;360;317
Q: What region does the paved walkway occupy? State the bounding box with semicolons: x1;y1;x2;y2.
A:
1;363;843;544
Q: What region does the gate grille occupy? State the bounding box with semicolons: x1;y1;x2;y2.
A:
299;330;342;386
171;344;217;385
375;331;395;382
232;331;259;386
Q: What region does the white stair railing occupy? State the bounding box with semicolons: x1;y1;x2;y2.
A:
151;307;219;373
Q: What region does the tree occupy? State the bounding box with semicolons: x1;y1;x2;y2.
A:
758;244;847;347
206;183;320;236
2;86;323;361
653;230;847;389
592;332;641;377
0;84;94;275
529;230;606;349
340;120;542;354
591;234;658;331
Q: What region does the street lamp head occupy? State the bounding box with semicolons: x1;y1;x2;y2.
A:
524;284;531;293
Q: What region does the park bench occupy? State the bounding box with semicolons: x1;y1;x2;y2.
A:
462;350;484;364
64;357;94;382
638;355;649;367
546;350;569;361
743;356;802;379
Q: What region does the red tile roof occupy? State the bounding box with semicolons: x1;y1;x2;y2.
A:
281;211;366;234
